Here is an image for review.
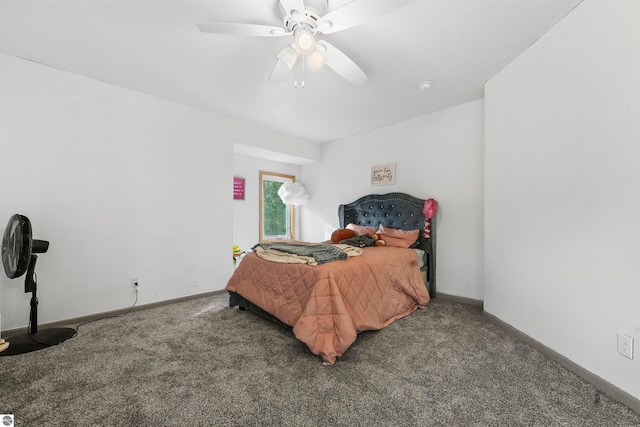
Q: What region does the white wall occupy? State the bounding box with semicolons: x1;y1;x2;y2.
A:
233;154;301;252
0;53;312;330
300;100;485;300
484;0;640;399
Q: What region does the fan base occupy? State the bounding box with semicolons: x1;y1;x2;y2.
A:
0;327;75;356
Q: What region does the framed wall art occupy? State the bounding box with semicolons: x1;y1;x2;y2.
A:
371;164;395;186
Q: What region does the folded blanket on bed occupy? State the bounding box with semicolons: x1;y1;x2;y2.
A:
252;242;361;266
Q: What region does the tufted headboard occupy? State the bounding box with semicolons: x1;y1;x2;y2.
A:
338;192;436;297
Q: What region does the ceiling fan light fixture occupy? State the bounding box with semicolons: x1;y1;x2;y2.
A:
278;45;299;69
308;49;325;70
198;0;405;85
295;30;316;55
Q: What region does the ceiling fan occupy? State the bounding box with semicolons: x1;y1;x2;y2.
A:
197;0;407;85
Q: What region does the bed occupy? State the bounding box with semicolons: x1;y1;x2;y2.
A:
226;192;437;364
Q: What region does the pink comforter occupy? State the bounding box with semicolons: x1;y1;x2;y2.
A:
226;246;430;364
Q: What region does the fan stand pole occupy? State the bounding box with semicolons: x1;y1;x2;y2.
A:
26;255;39;335
29;285;38;335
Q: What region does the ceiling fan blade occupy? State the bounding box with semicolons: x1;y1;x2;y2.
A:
316;40;367;85
197;22;288;37
317;0;407;34
279;0;306;16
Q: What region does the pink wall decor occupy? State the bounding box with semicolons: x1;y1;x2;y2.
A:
233;177;245;200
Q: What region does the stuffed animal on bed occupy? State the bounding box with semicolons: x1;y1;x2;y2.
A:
370;233;386;246
331;228;357;244
332;228;388;247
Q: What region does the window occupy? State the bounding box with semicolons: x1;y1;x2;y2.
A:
259;171;295;242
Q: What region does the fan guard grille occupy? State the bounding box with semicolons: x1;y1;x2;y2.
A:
2;214;32;279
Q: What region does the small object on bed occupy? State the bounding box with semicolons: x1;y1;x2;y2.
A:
423;198;438;238
330;228;357;243
338;235;376;247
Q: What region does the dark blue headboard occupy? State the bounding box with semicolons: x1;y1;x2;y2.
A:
338;192;436;297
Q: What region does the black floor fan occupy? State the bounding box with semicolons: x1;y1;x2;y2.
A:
1;214;75;356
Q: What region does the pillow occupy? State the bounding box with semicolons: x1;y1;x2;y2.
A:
346;223;378;236
331;228;357;244
376;225;420;249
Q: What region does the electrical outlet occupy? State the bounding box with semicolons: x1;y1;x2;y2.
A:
617;334;634;359
131;276;140;290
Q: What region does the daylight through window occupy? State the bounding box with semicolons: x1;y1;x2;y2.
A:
259;171;295;242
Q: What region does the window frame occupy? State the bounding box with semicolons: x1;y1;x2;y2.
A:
259;171;296;242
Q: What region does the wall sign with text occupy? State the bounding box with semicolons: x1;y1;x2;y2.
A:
371;164;395;186
233;177;245;200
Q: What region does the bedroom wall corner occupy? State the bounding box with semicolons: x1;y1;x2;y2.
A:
484;0;640;400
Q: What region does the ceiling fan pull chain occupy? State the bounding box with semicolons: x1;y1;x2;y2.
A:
294;55;305;89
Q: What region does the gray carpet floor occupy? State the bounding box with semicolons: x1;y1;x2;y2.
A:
1;294;639;426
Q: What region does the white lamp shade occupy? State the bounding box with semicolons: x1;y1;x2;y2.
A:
278;182;310;206
308;49;325;70
277;45;299;69
295;30;316;55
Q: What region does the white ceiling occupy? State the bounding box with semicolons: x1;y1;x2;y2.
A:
0;0;582;143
